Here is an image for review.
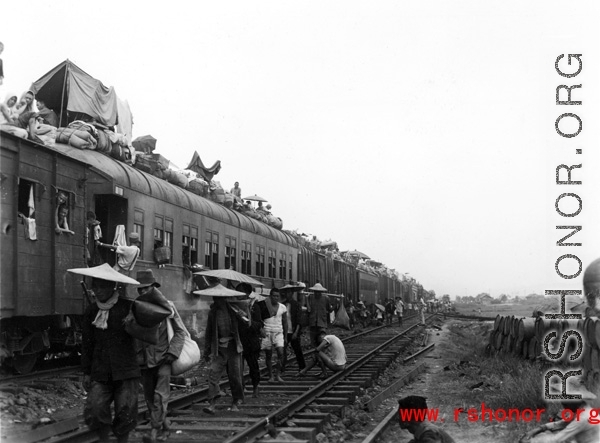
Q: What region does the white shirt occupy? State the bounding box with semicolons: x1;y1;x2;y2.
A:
323;335;346;366
264;303;287;333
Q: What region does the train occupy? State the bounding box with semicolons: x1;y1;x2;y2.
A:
0;129;427;373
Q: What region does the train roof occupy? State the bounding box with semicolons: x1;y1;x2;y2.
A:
45;141;298;247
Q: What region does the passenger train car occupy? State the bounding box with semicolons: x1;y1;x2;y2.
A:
0;131;410;372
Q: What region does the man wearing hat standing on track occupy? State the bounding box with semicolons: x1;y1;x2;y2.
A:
235;282;267;398
81;266;141;443
307;282;332;347
203;287;245;414
136;270;187;443
280;285;306;374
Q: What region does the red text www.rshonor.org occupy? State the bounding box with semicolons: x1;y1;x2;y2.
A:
399;403;600;424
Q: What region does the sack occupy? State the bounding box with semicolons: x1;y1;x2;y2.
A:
132;299;171;328
123;311;159;344
166;319;201;375
132;287;172;327
334;302;351;330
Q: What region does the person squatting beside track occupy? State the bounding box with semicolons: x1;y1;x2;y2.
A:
297;331;346;379
82;268;141;443
261;288;288;382
135;270;186;443
203;290;245;414
397;396;456;443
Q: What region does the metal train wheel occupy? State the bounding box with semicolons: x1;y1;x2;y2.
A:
12;353;38;374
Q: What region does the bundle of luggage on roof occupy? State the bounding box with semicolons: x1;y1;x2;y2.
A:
7;60;285;231
284;230;401;280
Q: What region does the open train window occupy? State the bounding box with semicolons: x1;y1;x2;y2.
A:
205;230;219;269
54;188;73;234
225;236;237;270
154;214;173;264
18;179;37;219
241;241;252;275
182;223;198;266
279;252;286;280
255;245;265;277
268;249;276;278
134;209;144;258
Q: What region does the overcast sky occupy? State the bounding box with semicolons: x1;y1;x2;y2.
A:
3;1;599;298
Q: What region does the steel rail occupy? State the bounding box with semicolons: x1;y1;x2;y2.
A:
222;323;420;443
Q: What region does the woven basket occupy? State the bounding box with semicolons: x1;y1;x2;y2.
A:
154;246;171;265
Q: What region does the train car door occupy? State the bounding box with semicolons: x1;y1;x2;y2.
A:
93;194;128;267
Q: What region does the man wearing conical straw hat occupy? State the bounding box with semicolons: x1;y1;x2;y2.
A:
67;264;140;443
195;284;247;414
306;282;332;347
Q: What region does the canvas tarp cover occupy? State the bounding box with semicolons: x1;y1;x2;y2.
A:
30;60;119;126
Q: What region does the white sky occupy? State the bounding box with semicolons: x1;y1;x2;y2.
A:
2;1;599;299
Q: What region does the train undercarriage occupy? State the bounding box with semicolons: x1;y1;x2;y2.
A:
0;315;82;374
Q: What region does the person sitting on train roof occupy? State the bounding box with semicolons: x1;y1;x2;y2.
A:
230;181;241;198
2;109;44;143
13;91;36;117
397;396;456;443
36;98;59;127
296;331;346;379
0;91;18;125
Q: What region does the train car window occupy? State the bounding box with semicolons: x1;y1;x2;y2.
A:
225;236;237;270
268;248;276;278
279;252;286;280
17;179;36;219
154;214;173;264
190;226;198;264
183;224;199;266
54;189;72;234
255;245;265;277
134;209;144;258
241;241;252;275
205;230;219;269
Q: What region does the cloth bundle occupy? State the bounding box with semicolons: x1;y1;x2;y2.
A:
56;127;98;150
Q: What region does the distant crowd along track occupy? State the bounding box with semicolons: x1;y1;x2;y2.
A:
18;314;436;443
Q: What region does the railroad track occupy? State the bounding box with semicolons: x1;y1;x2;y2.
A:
6;314;438;443
0;366;82;387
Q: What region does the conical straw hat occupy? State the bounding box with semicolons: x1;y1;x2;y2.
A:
194;284;246;297
309;283;327;292
67;263;139;285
